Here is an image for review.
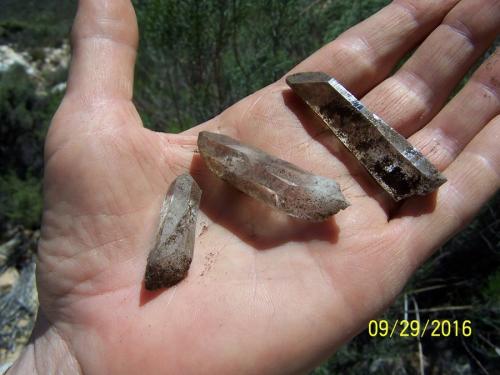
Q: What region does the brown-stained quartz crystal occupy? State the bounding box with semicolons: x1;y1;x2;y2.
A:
198;131;349;221
144;174;202;290
286;72;447;201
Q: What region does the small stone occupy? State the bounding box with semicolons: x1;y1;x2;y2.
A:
0;268;19;291
145;174;202;290
286;72;447;201
198;131;349;221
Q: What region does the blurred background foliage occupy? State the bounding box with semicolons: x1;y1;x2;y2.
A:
134;0;390;131
0;66;62;229
0;0;75;47
0;0;498;373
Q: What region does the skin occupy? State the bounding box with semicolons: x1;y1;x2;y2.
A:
9;0;500;374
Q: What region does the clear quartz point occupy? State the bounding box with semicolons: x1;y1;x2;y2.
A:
145;173;202;290
286;72;446;201
198;131;349;221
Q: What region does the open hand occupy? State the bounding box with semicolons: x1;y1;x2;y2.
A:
10;0;499;374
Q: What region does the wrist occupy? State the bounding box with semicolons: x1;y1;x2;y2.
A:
7;310;81;375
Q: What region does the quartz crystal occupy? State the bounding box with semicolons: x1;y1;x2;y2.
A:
286;72;446;201
145;174;202;290
198;131;349;221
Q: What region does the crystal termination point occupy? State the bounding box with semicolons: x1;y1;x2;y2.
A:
286;72;446;201
198;131;349;221
145;174;202;290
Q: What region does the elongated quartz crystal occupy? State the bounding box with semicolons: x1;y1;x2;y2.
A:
198;131;349;221
286;72;446;201
145;174;202;290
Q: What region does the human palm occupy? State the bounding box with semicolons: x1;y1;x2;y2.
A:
11;0;500;374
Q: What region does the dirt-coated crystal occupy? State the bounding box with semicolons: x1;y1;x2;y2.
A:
144;174;202;290
198;131;349;221
286;72;446;201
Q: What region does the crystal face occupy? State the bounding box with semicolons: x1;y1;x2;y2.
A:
286;72;447;201
144;174;202;290
198;131;349;221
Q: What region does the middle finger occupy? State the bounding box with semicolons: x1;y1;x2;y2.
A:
362;0;500;137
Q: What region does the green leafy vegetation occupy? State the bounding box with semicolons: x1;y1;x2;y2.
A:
0;172;42;229
0;65;63;229
0;0;75;48
134;0;390;131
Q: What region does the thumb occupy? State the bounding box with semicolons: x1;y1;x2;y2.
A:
66;0;138;102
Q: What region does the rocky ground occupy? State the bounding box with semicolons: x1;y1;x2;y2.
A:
0;227;38;371
0;42;69;93
0;41;69;371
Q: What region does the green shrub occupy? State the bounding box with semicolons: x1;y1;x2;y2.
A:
484;270;500;303
0;172;42;229
133;0;390;132
0;65;63;229
0;1;75;48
